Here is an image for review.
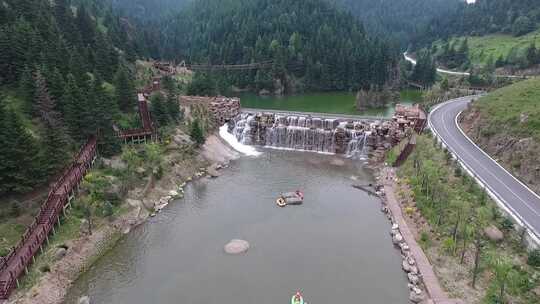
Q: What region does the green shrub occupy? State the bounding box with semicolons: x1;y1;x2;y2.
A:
0;248;9;257
420;231;431;248
442;237;456;255
527;249;540;267
501;217;514;231
101;201;114;217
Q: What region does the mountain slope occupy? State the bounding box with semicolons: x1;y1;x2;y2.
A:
461;78;540;193
159;0;399;93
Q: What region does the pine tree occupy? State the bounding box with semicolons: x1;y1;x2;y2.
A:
34;70;69;173
150;92;168;126
190;118;205;146
0;101;43;195
166;93;181;122
114;66;136;111
34;70;63;128
47;67;66;112
62;74;85;141
18;65;35;115
92;76;120;156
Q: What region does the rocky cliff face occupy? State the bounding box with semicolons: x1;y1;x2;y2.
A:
460;105;540;193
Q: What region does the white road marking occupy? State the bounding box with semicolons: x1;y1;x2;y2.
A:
438;105;540;217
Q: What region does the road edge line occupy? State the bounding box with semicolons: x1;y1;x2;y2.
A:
428;97;539;248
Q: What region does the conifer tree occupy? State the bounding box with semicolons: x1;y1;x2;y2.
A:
18;65;35;115
190;118;205;146
0;101;43;195
34;70;69;173
62;74;85;141
166;93;181;122
150;92;168;126
114;66;136;111
92;76;120;156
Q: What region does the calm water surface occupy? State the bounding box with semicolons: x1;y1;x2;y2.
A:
240;89;423;117
65;151;409;304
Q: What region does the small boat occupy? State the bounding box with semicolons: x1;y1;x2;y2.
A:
277;190;304;207
291;291;304;304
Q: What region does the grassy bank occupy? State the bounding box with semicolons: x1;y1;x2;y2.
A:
393;134;540;303
434;29;540;67
469;78;540;141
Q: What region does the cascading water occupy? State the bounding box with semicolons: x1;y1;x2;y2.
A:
346;131;370;160
228;112;376;157
264;115;337;153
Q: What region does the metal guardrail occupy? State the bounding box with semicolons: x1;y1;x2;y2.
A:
428;97;540;247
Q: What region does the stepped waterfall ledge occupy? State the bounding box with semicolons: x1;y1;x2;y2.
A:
226;105;426;159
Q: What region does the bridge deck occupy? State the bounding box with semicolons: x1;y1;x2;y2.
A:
240;108;391;121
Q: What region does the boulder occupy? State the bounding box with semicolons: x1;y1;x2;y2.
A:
78;296;90;304
392;233;404;245
136;167;146;174
407;273;420;285
224;239;250;255
484;225;504;242
409;290;424;303
54;248;67;261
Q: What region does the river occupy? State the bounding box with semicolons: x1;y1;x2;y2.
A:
65;150;409;304
240;90;422;118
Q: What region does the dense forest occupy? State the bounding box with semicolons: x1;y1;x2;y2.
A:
158;0;400;94
332;0;462;48
0;0;138;196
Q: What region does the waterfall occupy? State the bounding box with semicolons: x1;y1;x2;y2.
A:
345;131;370;160
228;113;374;157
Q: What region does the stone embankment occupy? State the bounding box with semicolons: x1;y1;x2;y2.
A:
376;167;463;304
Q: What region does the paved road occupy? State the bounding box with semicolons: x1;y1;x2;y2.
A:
403;52;532;79
429;96;540;243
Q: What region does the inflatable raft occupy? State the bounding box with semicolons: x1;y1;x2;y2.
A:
277;191;304;207
291;291;304;304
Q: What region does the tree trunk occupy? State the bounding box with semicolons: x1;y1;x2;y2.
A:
460;234;468;264
472;240;481;288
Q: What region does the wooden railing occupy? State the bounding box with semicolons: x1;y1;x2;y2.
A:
0;136;97;300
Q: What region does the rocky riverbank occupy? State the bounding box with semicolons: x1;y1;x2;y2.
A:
375;166;463;304
7;130;238;304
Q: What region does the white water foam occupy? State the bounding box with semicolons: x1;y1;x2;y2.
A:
219;124;262;156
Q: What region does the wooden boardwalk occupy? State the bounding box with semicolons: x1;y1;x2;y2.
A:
116;93;157;143
0;137;97;300
0;75;160;300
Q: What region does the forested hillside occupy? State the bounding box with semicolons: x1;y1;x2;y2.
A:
111;0;190;21
0;0;137;196
332;0;462;48
158;0;399;94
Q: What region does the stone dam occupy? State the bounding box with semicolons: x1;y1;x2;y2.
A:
178;95;426;159
227;110;420;159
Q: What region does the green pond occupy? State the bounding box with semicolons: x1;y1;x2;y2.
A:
240;89;423;118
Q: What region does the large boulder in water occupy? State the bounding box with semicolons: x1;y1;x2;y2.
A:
224;239;250;255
